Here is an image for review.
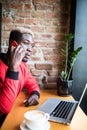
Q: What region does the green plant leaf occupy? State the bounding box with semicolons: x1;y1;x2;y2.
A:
60;33;83;81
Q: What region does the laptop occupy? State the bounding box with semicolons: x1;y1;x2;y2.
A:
37;83;87;125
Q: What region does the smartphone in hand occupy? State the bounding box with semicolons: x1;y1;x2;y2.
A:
11;40;18;47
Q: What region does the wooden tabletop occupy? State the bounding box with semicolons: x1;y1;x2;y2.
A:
1;89;87;130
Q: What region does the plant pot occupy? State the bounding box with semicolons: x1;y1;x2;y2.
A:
57;78;73;96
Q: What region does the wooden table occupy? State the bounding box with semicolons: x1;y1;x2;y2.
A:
1;89;87;130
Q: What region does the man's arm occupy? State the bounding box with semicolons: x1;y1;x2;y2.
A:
0;68;19;114
23;68;40;107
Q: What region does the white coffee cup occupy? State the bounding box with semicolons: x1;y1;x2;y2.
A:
24;110;49;130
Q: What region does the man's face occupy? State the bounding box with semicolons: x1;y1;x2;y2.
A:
21;34;35;62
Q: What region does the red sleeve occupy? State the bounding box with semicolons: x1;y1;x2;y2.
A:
0;65;19;114
0;60;40;115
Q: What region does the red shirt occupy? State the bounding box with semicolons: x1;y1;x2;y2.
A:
0;57;40;116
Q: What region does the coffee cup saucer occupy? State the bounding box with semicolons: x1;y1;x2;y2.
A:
20;120;50;130
20;120;29;130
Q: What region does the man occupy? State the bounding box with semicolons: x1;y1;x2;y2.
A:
0;27;40;126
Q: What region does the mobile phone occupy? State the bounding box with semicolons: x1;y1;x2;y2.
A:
11;40;18;47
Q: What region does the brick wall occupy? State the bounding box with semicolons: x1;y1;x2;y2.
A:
0;0;71;89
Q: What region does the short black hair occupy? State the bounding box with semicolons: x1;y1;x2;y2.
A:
9;30;22;45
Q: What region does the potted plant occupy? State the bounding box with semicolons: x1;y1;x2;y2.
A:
57;33;83;96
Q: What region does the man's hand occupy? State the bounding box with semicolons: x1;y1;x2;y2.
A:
24;94;39;107
9;44;25;71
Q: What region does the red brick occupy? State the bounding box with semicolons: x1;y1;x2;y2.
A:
55;34;65;41
31;26;45;33
44;54;61;61
31;11;45;18
52;20;68;27
37;42;58;48
31;69;42;76
45;12;60;19
33;0;45;4
27;64;34;70
42;49;54;55
36;4;53;11
10;4;23;10
24;4;32;10
34;0;60;5
15;18;24;24
2;17;13;23
54;4;70;12
2;31;9;39
43;76;57;83
31;56;41;61
18;11;31;17
3;3;23;10
44;0;60;5
47;26;60;33
25;19;38;25
48;70;58;76
41;34;52;39
4;25;15;31
44;83;57;89
35;64;52;70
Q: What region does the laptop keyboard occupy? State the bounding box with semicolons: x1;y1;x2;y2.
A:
50;101;74;119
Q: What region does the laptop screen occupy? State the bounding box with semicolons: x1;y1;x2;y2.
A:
78;84;87;106
80;84;87;115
